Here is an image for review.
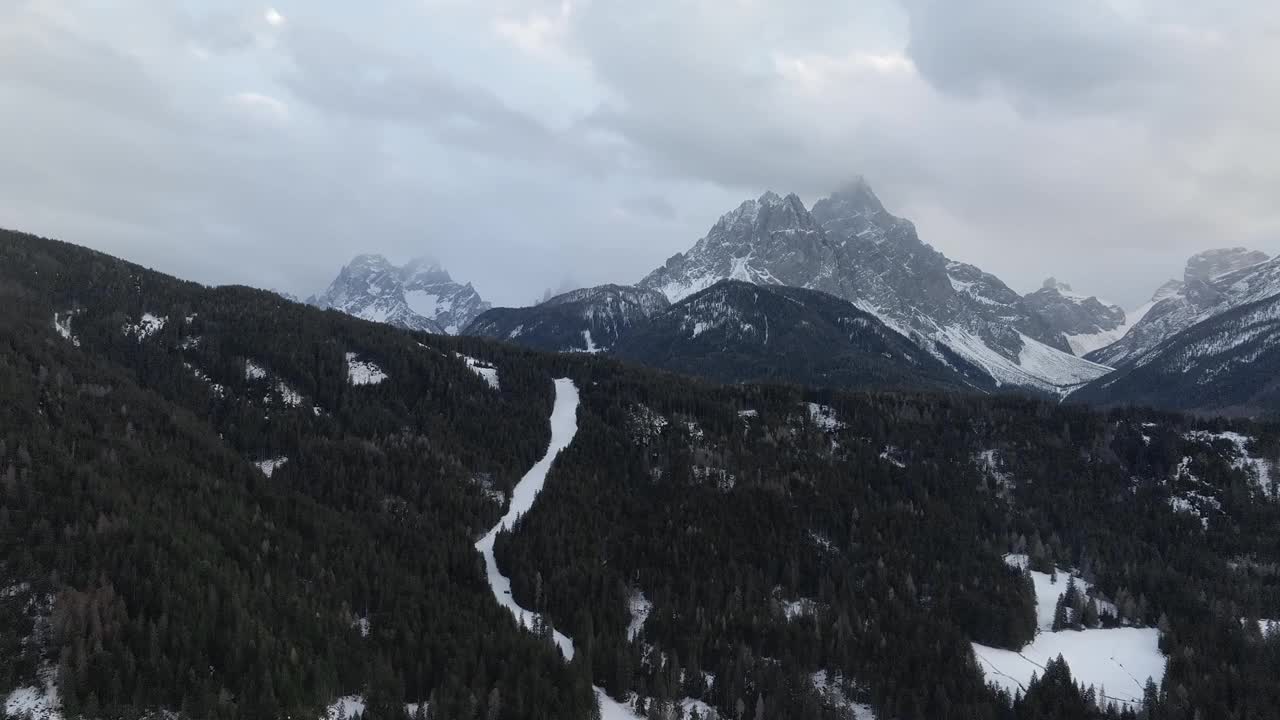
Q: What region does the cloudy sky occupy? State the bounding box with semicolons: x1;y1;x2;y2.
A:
2;0;1278;308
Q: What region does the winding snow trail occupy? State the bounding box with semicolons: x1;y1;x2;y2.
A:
476;378;581;659
475;378;644;719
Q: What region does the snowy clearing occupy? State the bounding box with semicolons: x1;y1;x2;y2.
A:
122;312;167;340
346;353;388;385
1185;431;1276;497
276;381;304;407
971;554;1164;708
475;378;580;660
455;353;500;389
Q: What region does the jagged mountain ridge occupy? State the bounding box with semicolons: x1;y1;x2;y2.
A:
310;254;490;334
1074;291;1280;416
1023;279;1128;356
639;180;1110;395
612;280;974;392
464;284;670;353
1087;248;1276;368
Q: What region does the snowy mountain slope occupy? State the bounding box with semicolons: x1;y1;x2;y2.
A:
1074;292;1280;416
638;179;1108;394
464;284;669;353
311;254;490;334
1087;248;1274;368
1023;279;1127;356
613;280;974;393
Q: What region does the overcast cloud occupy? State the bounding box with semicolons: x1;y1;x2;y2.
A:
2;0;1278;308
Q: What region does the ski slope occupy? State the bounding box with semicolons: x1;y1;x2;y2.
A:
475;378;580;659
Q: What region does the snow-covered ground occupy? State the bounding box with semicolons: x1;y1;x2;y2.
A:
972;555;1164;708
346;353;388;385
475;378;580;660
276;381;304;407
122;312;167;340
4;667;62;720
1184;431;1275;498
455;353;500;389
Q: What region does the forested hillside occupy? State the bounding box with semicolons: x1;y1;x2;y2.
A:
2;229;1280;720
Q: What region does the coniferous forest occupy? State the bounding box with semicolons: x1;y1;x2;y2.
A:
2;228;1280;720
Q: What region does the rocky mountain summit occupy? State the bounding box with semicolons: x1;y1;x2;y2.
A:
310;254;489;334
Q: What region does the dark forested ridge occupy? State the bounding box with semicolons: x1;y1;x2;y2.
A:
2;228;1280;720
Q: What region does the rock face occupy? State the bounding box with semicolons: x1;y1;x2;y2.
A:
464;284;670;353
310;254;489;335
612;280;971;393
1087;249;1276;368
1023;279;1128;356
639;179;1109;394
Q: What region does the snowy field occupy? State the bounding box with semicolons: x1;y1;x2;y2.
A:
455;353;500;389
345;353;388;385
971;555;1165;708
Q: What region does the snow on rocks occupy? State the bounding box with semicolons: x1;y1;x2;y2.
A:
352;616;371;638
346;353;388;386
254;457;288;478
122;312;167;340
455;353;500;389
627;591;652;641
475;378;580;660
971;554;1165;709
51;312;80;347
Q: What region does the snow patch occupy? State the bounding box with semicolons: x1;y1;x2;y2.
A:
346;353;388;385
627;405;669;445
51;312;80;347
276;381;303;407
805;403;844;431
455;353;500;390
879;446;906;468
627;591;652;641
122;312;167;340
254;457;288;477
4;667;62;720
811;670;875;719
245;360;269;381
322;695;365;720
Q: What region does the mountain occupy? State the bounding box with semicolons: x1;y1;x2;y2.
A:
638;180;1110;395
1087;249;1275;369
1074;292;1280;416
464;284;669;353
1022;278;1128;356
4;227;1280;718
612;280;974;392
311;254;490;334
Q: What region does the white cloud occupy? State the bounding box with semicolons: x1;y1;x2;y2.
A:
264;7;286;27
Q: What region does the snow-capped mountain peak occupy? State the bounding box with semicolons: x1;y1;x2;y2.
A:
639;178;1110;394
1087;247;1276;368
312;254;490;335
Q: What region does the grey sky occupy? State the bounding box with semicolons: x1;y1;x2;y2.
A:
2;0;1277;308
